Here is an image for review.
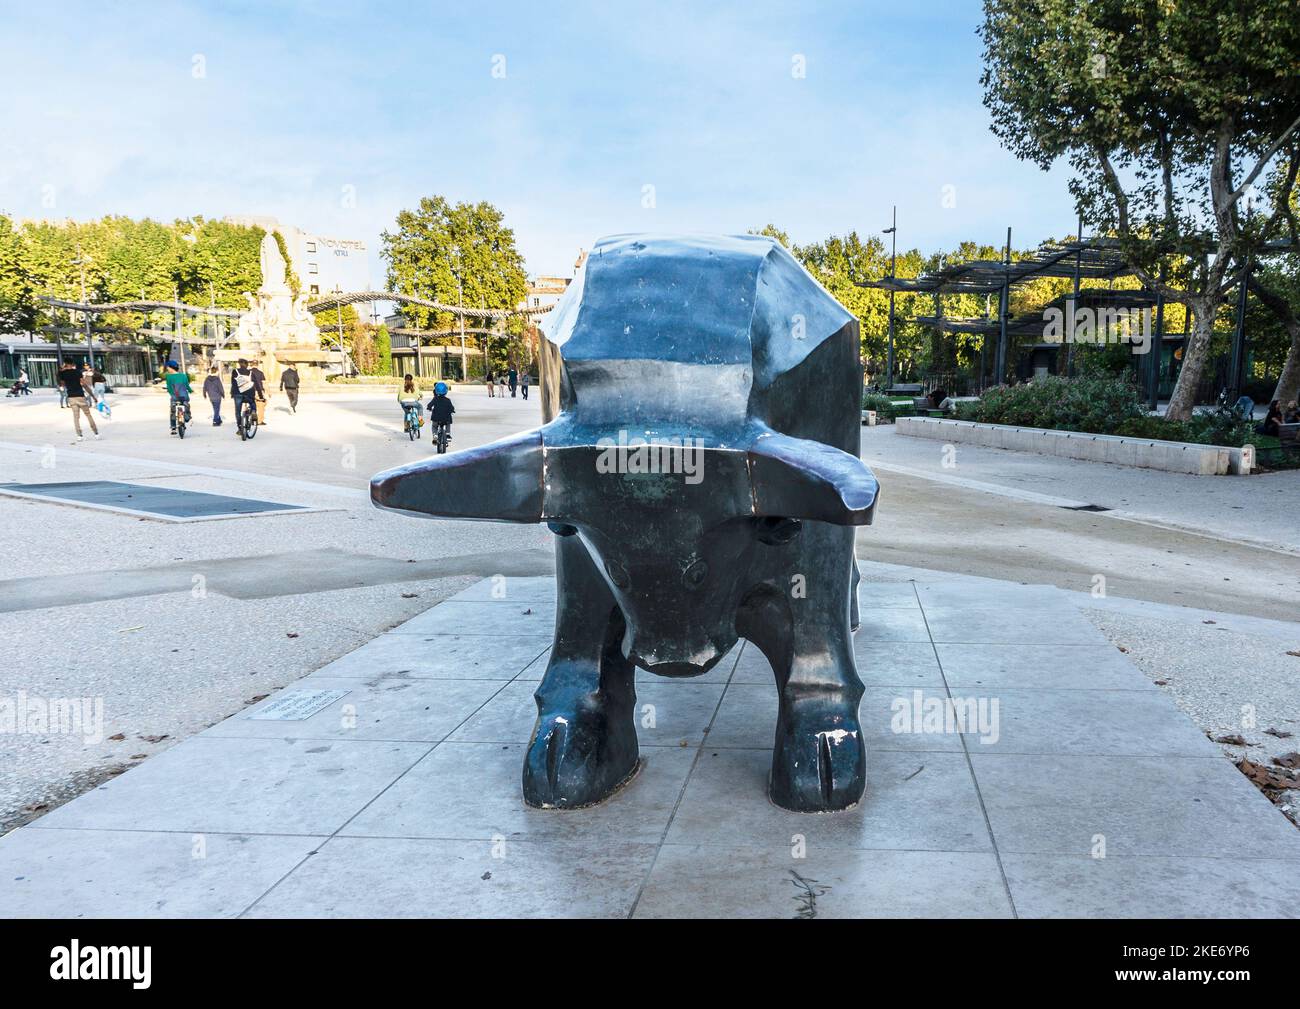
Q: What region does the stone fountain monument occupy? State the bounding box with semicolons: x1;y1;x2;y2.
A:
216;233;345;385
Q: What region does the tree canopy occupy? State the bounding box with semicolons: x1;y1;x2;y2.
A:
980;0;1300;418
380;196;528;334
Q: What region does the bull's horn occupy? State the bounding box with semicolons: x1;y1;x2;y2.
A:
370;428;545;522
747;431;879;526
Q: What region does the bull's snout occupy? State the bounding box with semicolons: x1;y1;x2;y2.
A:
629;642;727;679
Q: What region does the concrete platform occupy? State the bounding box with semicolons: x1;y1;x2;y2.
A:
896;416;1240;475
2;575;1297;919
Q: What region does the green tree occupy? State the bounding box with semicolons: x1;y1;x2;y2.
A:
0;214;34;331
381;196;528;342
980;0;1300;418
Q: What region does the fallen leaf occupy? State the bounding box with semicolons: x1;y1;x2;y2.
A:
137;734;169;744
1238;758;1300;790
481;871;492;880
1287;650;1300;658
1117;645;1129;653
1153;679;1169;686
1203;619;1216;624
108;733;125;741
286;632;300;638
129;754;147;760
246;694;268;704
1265;727;1294;739
1273;752;1300;769
401;593;418;599
1214;733;1250;746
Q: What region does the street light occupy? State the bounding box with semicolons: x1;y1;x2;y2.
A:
882;206;897;390
450;244;467;382
334;285;350;377
71;246;95;370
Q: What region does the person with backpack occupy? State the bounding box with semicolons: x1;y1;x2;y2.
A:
485;368;496;398
164;361;192;435
230;359;258;432
279;364;300;413
202;366;225;426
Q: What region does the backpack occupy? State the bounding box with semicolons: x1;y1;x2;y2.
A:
235;371;255;394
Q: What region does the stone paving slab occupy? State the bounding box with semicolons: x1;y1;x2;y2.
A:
2;573;1298;919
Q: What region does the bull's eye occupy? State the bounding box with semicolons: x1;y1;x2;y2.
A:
683;559;709;589
605;560;630;589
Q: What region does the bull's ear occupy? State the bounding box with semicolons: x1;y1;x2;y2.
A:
747;432;879;526
370;429;545;522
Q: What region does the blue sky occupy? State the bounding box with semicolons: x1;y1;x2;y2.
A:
0;0;1078;283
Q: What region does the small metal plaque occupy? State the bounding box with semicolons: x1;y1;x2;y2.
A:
248;689;350;721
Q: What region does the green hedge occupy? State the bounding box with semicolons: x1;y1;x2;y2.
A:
952;376;1262;450
953;376;1144;434
861;392;899;421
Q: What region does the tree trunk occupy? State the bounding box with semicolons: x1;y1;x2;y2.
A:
1250;279;1300;408
1164;296;1216;421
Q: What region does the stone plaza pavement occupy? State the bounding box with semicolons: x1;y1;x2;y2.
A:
2;575;1298;918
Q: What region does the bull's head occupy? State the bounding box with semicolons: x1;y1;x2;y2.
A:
371;426;877;677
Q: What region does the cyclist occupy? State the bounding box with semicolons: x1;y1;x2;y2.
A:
164;361;192;435
397;374;423;433
427;380;455;446
230;358;258;434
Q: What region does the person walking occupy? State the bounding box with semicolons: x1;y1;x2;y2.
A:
250;359;269;426
521;371;531;400
485;368;496;398
279;364;300;413
202;366;225;426
90;365;107;405
58;360;99;440
508;364;518;398
496;371;507;397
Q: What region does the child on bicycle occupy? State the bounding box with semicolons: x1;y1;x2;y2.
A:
164;361;192;435
398;374;423;432
427;381;455;439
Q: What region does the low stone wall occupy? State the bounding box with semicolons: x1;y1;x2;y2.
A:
894;416;1249;476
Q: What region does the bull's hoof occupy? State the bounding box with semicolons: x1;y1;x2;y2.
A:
523;707;638;809
769;715;866;812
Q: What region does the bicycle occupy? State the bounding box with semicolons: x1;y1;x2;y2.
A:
237;398;258;441
173;397;190;439
433;421;451;454
402;402;422;441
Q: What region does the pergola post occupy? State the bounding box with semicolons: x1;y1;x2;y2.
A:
995;227;1011;384
1147;263;1166;412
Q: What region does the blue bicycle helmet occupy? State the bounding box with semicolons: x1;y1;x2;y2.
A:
434;381;448;395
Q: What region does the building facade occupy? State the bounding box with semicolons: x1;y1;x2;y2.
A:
224;216;370;298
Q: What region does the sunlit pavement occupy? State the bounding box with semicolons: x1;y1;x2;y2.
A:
1;574;1297;918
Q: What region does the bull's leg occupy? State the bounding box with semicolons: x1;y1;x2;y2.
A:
850;555;862;633
523;532;638;808
742;529;865;812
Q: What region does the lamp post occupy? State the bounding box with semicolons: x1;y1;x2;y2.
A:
882;206;897;390
451;244;467;382
334;285;350;376
71;246;94;370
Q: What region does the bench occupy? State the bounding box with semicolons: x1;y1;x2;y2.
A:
1254;424;1299;466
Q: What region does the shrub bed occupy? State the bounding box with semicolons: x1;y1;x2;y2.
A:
952;375;1264;451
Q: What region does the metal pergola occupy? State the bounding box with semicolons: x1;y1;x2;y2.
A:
859;232;1298;406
